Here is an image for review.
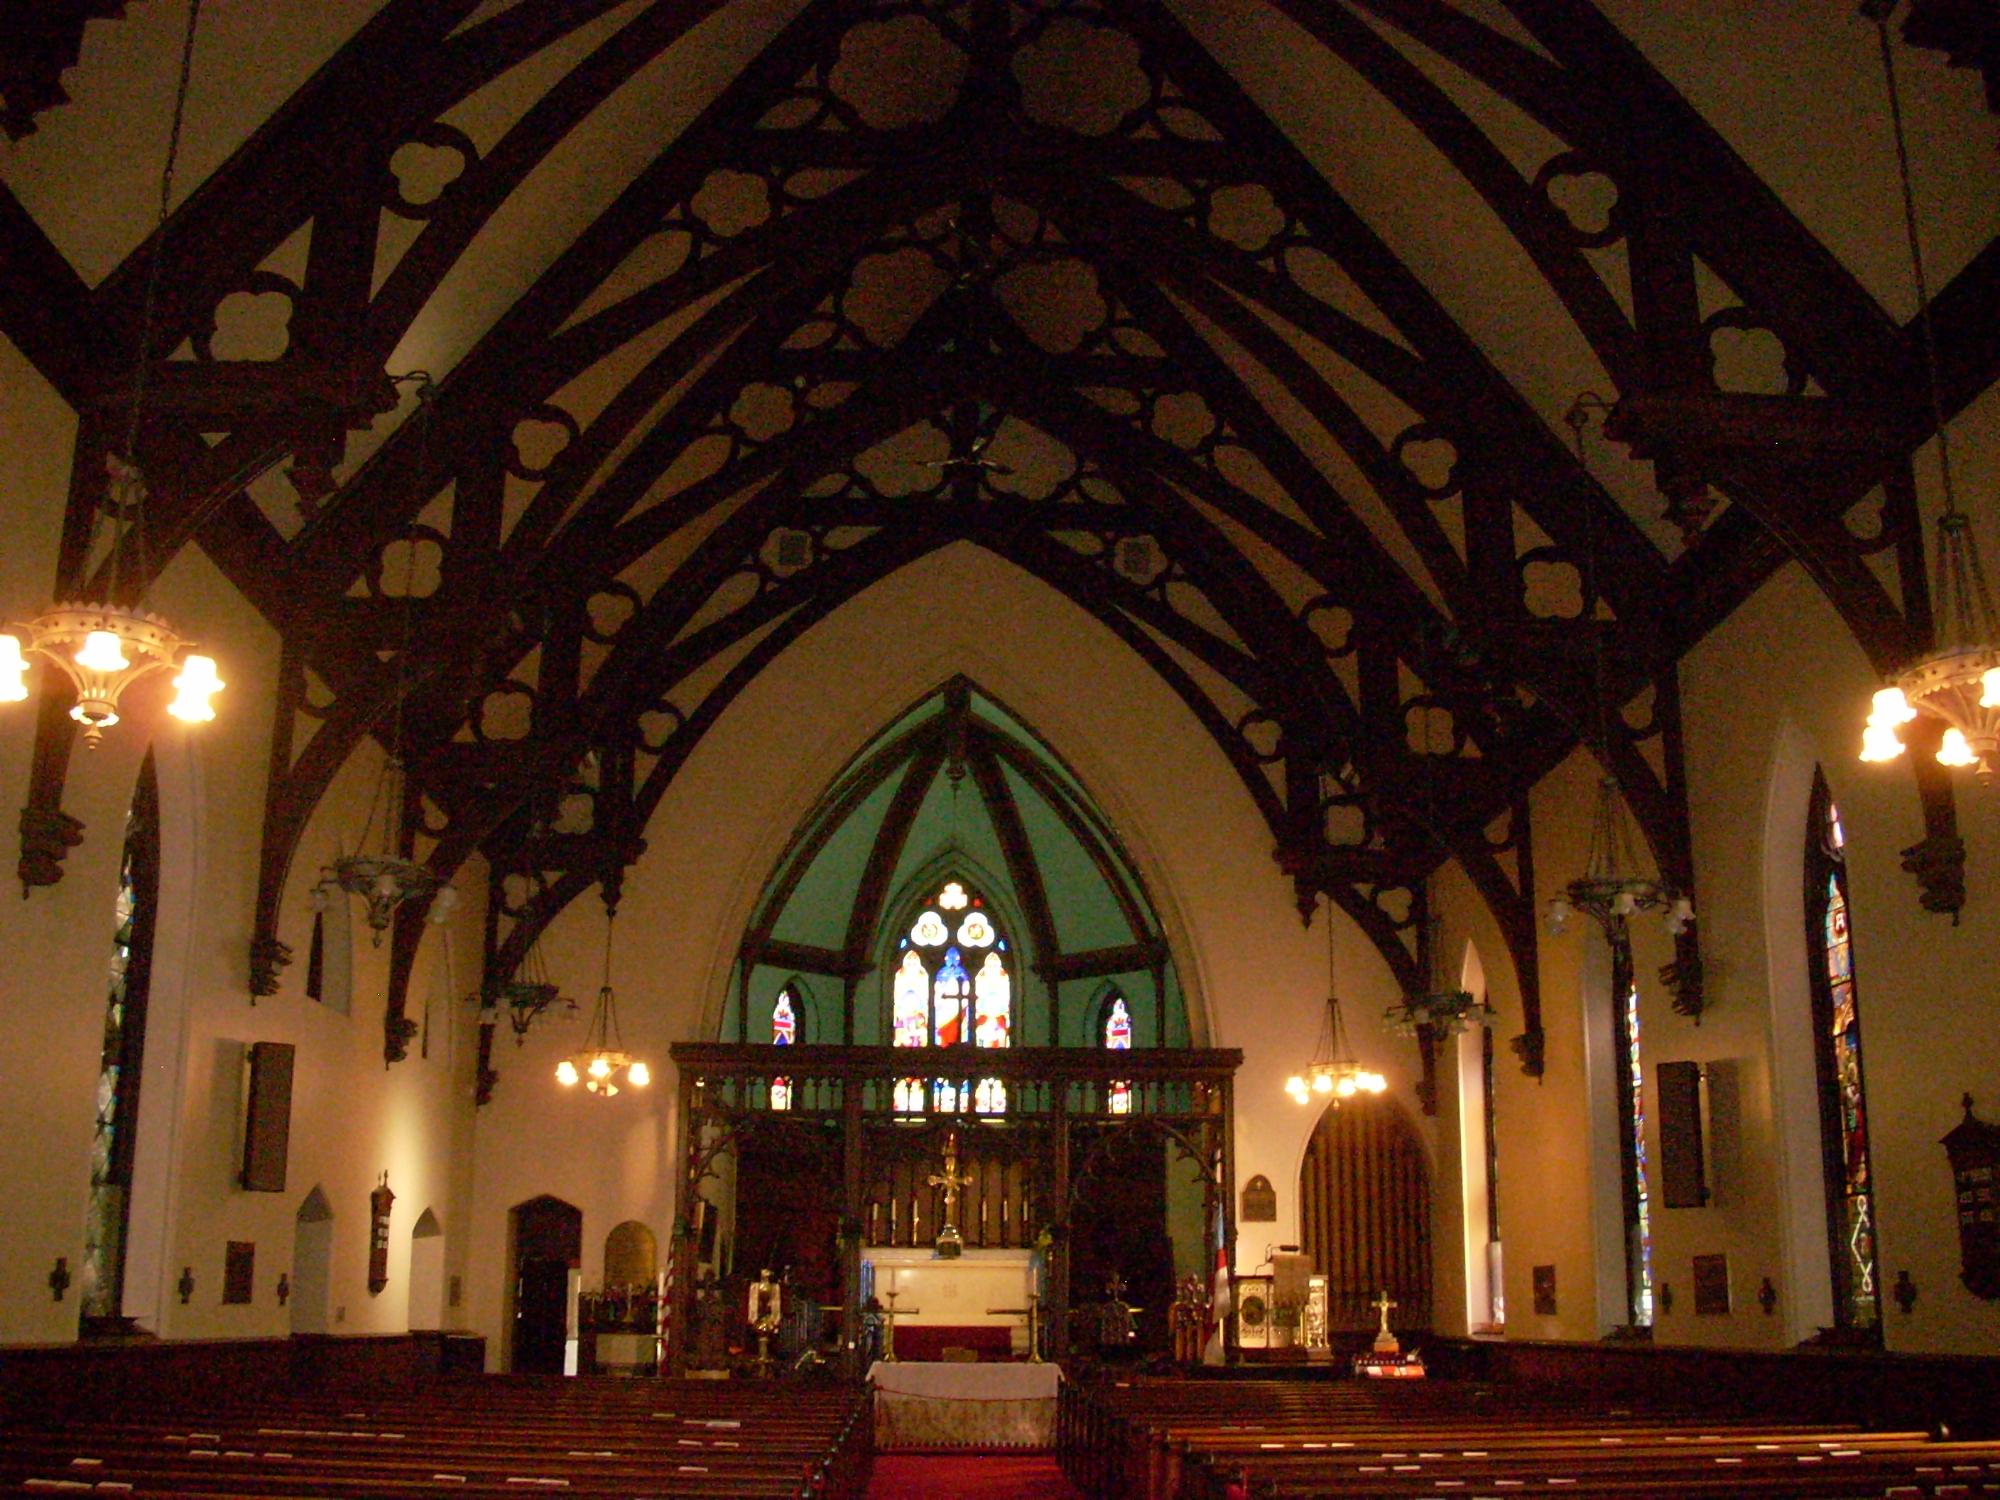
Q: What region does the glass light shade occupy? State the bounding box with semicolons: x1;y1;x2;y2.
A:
166;654;223;722
1938;728;1977;767
1872;687;1916;726
0;636;27;702
1983;668;2000;709
587;1054;612;1080
75;631;129;673
556;1059;579;1086
627;1061;650;1088
1859;720;1907;763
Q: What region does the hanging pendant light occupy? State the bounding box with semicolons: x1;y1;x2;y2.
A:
1547;396;1694;948
1286;894;1386;1105
3;4;223;743
1385;898;1496;1038
1856;7;2000;783
326;378;451;937
557;899;650;1096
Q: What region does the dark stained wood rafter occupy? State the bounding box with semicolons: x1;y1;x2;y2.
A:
7;0;1997;1062
0;0;129;142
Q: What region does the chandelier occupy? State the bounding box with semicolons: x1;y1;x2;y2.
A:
488;885;579;1042
2;7;223;744
1385;903;1496;1038
556;902;650;1096
1547;396;1695;949
1287;896;1386;1105
327;378;449;939
1547;775;1696;943
1857;8;1999;783
326;757;445;941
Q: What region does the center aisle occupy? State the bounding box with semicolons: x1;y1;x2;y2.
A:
865;1454;1083;1500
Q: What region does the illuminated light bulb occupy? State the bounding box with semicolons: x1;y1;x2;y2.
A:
556;1059;579;1087
1365;1072;1387;1094
1859;720;1907;763
1610;890;1637;917
1666;896;1695;936
1938;728;1978;768
166;654;223;722
75;630;129;673
627;1061;650;1088
1546;897;1570;935
1284;1075;1308;1102
1982;667;2000;709
1870;686;1916;726
0;636;26;702
1313;1071;1334;1095
587;1054;612;1081
1336;1075;1357;1099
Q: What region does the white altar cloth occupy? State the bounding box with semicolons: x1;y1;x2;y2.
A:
868;1360;1060;1449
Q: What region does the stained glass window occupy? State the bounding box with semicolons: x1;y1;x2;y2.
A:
887;881;1013;1114
1806;771;1879;1332
1103;993;1133;1115
1621;981;1655;1328
770;987;798;1111
80;756;158;1330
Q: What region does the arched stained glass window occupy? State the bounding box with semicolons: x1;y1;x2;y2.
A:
81;755;159;1331
1805;771;1879;1333
1103;993;1133;1115
1619;978;1655;1328
770;986;799;1111
889;880;1013;1114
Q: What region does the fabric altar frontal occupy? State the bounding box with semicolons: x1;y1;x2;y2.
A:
869;1361;1060;1450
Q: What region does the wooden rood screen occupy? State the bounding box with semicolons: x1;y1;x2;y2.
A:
1299;1094;1432;1332
669;1042;1241;1373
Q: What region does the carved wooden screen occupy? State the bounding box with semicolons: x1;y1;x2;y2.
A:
1299;1095;1432;1332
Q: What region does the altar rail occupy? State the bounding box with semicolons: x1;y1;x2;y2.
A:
671;1044;1241;1121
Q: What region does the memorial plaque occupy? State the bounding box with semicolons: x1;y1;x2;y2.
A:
1241;1174;1277;1223
1692;1253;1731;1314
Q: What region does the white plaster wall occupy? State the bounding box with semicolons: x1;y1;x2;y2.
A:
0;333;483;1345
459;543;1417;1363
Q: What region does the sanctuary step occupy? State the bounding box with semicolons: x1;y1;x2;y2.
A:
867;1454;1083;1500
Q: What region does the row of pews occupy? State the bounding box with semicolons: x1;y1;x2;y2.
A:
0;1373;869;1499
1058;1375;2000;1500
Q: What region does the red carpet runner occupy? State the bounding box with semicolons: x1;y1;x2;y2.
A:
865;1454;1083;1499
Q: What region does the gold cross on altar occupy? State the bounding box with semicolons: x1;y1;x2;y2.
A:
927;1131;972;1253
1372;1289;1397;1335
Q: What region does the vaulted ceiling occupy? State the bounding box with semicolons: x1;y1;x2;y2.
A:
3;0;1996;1064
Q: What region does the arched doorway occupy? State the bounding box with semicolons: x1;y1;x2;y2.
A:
291;1187;334;1335
1299;1095;1432;1334
509;1196;581;1373
408;1208;445;1331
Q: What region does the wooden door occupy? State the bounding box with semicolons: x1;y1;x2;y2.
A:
1299;1096;1432;1333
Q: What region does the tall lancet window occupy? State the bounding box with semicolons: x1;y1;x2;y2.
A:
1805;771;1879;1334
769;984;800;1112
1102;991;1133;1115
889;881;1013;1114
1620;976;1655;1328
81;754;159;1331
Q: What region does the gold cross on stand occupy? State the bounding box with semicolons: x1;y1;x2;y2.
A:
927;1130;972;1256
984;1291;1045;1364
873;1288;919;1364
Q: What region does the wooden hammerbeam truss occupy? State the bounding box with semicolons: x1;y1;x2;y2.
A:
3;0;1994;1072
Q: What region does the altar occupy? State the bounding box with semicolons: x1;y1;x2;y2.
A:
865;1245;1040;1361
869;1360;1061;1449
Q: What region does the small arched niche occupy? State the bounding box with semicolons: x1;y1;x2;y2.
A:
408;1207;445;1331
291;1186;335;1336
604;1221;658;1288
